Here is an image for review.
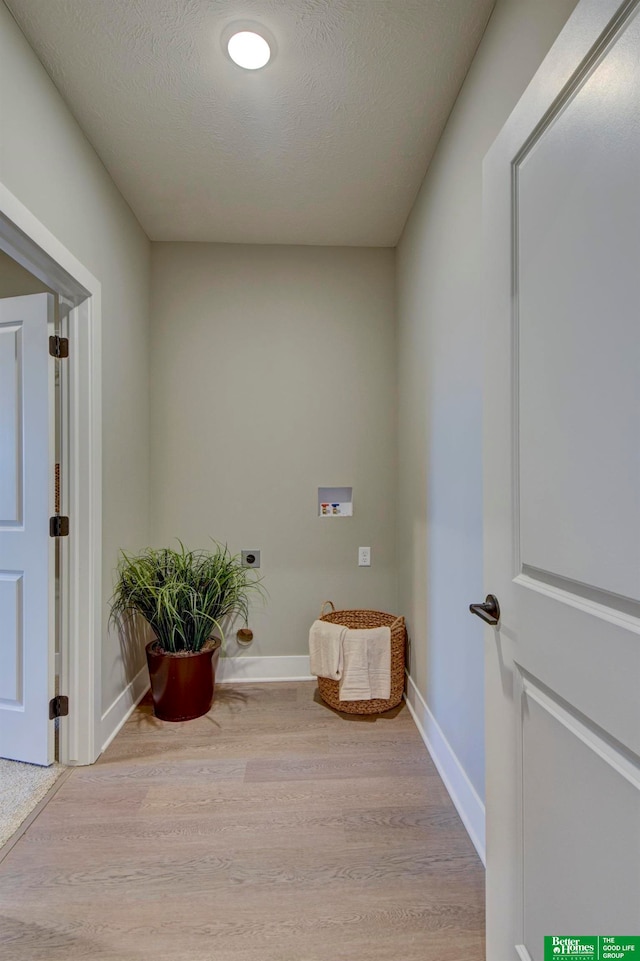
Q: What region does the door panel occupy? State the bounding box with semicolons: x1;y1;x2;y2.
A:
516;586;640;756
522;681;640;947
0;572;23;703
0;294;55;765
484;1;640;957
517;7;640;601
0;322;23;525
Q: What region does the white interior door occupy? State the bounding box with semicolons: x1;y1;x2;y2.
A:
0;293;55;765
483;1;640;957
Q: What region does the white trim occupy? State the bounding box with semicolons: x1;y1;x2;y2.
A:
515;945;533;961
64;294;102;765
0;183;102;766
515;572;640;634
216;655;313;684
522;675;640;790
404;671;486;864
0;188;96;298
100;666;149;754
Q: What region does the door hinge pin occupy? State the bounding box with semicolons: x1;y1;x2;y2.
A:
49;695;69;719
49;335;69;358
49;515;69;537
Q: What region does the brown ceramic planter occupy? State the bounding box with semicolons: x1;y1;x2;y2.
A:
145;639;221;722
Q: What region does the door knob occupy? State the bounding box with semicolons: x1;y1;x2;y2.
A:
469;594;500;626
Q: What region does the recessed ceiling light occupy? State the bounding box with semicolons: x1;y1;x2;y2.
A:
227;30;271;70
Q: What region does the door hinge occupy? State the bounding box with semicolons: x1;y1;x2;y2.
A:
49;515;70;537
49;695;69;719
49;335;69;358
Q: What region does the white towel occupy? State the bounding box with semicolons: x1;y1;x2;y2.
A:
308;620;346;680
338;626;391;701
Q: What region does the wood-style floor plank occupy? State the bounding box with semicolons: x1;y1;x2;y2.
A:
0;681;484;960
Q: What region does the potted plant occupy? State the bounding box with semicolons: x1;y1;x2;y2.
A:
111;542;263;721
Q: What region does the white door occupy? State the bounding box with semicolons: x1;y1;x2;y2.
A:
483;1;640;957
0;293;56;765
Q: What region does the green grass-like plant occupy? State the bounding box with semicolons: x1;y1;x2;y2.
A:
110;542;264;653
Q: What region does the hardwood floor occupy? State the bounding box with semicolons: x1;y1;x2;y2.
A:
0;682;485;961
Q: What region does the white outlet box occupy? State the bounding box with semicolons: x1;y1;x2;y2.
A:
358;547;371;567
318;486;353;516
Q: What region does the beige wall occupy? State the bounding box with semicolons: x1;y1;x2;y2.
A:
150;243;397;658
0;249;53;295
396;0;579;800
0;2;151;720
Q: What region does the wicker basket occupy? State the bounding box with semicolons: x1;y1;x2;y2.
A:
316;601;406;715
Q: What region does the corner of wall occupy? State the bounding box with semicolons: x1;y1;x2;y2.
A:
404;672;486;864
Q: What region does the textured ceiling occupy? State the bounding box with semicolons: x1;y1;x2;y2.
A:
5;0;495;246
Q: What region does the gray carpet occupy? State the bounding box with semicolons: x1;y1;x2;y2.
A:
0;759;64;848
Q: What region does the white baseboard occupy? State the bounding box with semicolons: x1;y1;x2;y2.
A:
98;657;312;754
404;672;486;865
100;666;149;754
216;655;313;684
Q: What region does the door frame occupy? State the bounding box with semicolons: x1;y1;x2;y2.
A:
0;182;102;766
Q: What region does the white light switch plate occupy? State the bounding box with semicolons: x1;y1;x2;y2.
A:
358;547;371;567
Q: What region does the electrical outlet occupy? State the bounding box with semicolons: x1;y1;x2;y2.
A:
241;550;260;568
358;547;371;567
